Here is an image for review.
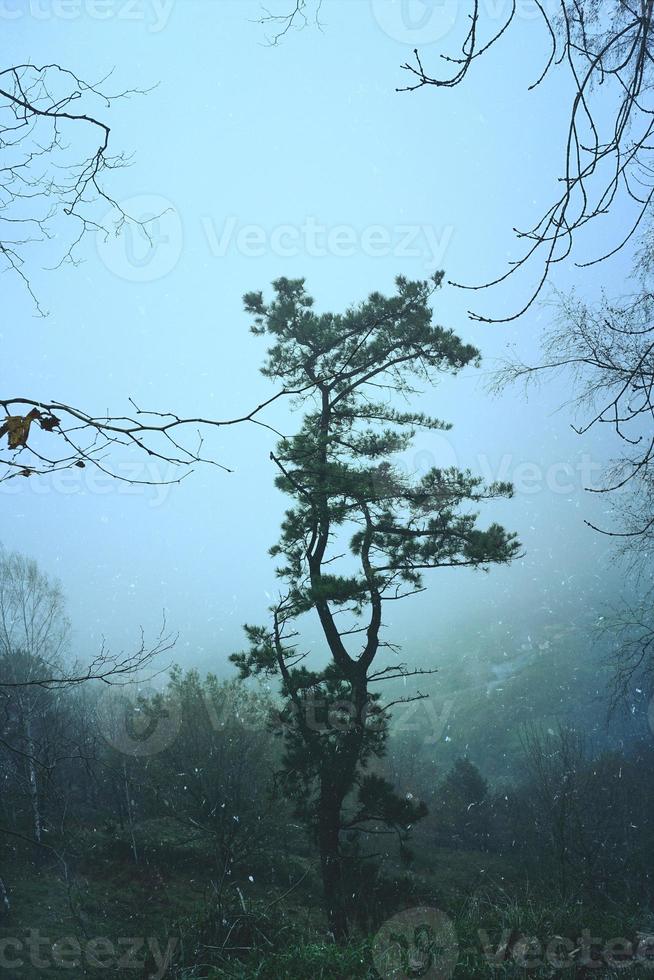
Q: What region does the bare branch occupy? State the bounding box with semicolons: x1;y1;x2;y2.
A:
256;0;324;46
399;1;654;322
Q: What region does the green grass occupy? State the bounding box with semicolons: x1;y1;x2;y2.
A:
201;941;375;979
2;826;653;978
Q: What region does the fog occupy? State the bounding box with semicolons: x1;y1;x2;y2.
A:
5;4;654;975
4;1;632;674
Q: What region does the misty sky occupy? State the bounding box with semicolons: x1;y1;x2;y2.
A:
3;0;635;676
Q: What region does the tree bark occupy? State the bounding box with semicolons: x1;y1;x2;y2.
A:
316;677;369;941
123;763;139;864
24;715;42;845
317;794;348;942
0;876;9;914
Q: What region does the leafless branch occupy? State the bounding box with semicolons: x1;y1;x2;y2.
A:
399;1;654;322
0;387;304;485
0;63;156;314
256;0;324;45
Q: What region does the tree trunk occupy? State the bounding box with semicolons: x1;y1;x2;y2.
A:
0;876;9;914
123;763;138;864
316;680;368;942
24;716;42;845
318;796;348;942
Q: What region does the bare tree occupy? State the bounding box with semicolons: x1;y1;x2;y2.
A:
256;2;654;323
495;286;654;535
398;1;654;322
518;724;592;895
595;562;654;708
392;2;654;695
492;273;654;697
0;63;147;312
0;545;178;877
0;548;71;843
0;545;174;694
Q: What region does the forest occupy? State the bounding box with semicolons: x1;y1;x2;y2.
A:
2;1;654;978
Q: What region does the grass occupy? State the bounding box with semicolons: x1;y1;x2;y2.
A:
201;941;375;979
1;825;653;978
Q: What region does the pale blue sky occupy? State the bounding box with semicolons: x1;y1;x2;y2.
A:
3;0;634;672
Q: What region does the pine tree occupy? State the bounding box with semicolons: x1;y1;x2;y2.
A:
437;757;490;849
231;273;520;939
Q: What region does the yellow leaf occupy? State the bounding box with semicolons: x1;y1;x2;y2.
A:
0;409;41;450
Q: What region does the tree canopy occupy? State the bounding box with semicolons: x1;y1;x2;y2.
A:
231;273;519;938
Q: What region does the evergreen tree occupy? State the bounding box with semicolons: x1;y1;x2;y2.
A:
437;757;490;849
231;273;519;939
